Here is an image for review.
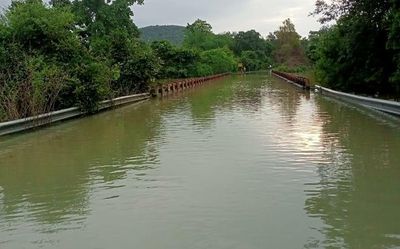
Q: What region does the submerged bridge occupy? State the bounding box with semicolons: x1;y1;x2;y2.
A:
150;73;229;97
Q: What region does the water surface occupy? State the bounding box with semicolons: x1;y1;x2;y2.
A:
1;74;400;249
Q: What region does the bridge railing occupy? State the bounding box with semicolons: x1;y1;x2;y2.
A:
315;85;400;116
0;93;150;136
150;73;230;97
272;70;310;89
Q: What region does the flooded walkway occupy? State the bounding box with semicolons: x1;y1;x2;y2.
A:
1;74;400;249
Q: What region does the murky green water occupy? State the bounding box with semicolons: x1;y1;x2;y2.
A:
1;74;400;249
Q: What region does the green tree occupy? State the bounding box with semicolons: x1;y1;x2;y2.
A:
199;48;237;75
240;51;261;71
70;0;158;96
0;0;157;120
151;40;198;79
71;0;143;39
305;28;328;63
387;3;400;93
232;30;273;71
0;0;111;117
273;18;307;67
186;19;212;33
232;30;269;55
311;0;400;96
183;19;213;50
183;19;234;51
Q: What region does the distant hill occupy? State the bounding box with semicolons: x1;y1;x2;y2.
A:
139;25;186;46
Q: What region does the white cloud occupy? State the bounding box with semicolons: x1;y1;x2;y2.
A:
133;0;321;37
0;0;322;37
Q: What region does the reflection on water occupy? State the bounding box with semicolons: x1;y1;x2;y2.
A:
0;100;165;242
0;74;400;249
304;97;400;249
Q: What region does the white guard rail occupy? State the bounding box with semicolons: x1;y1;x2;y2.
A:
0;93;150;136
315;85;400;116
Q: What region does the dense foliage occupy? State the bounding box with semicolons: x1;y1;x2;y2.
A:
181;19;238;75
270;19;308;68
150;40;198;79
0;0;160;121
183;19;276;73
232;30;274;71
308;0;400;96
0;0;308;122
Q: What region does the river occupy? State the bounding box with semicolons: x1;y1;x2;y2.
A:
1;74;400;249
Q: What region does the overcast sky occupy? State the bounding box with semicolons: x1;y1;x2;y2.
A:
0;0;322;37
133;0;322;37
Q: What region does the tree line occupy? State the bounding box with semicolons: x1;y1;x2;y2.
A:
0;0;312;122
306;0;400;98
2;0;397;122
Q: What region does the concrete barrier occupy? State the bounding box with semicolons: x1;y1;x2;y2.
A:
272;71;310;90
0;93;150;136
150;73;230;97
315;85;400;116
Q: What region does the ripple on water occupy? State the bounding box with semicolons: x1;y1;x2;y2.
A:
1;75;400;249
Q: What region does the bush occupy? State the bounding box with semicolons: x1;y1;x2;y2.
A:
118;45;160;94
0;53;66;120
151;40;197;79
193;63;213;77
274;64;308;73
199;48;237;74
74;61;113;113
0;0;158;120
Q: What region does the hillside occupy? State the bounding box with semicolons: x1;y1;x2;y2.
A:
139;25;186;46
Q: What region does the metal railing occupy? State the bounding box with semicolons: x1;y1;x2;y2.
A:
0;93;150;136
315;85;400;116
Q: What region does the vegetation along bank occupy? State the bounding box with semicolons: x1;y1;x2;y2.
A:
1;0;399;123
